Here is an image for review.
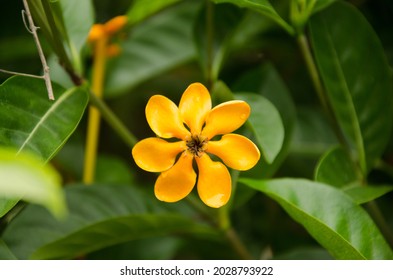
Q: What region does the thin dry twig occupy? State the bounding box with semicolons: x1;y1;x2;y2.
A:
0;0;55;100
22;0;54;100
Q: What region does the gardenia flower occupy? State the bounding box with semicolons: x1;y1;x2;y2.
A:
132;83;260;208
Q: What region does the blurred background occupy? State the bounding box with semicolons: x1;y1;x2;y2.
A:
1;0;393;259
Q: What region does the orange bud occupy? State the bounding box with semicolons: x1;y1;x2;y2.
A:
104;15;128;36
106;44;122;57
88;24;106;43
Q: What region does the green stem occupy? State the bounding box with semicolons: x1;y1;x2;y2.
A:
218;204;253;259
224;227;253;260
88;91;138;148
296;33;347;149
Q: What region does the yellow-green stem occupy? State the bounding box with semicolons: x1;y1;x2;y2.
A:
225;227;253;260
83;37;107;184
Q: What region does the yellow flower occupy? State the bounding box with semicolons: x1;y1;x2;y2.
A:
132;83;260;208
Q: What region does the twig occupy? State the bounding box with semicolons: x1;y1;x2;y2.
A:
22;0;54;100
0;69;43;79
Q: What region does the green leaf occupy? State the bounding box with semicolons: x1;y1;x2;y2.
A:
88;236;181;260
344;186;393;205
315;146;359;188
95;155;134;185
309;2;393;173
211;0;295;35
0;76;89;162
312;0;337;14
59;0;94;71
31;214;214;259
233;63;296;179
235;93;284;163
2;184;218;259
127;0;181;26
60;0;94;53
290;0;338;30
28;0;73;69
0;197;18;218
105;1;200;97
0;239;17;260
0;147;66;218
290;107;337;157
241;177;393;259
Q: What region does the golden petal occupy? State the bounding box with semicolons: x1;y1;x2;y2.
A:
202;100;250;139
146;95;190;139
104;15;128;36
207;134;260;170
132;138;185;172
195;154;231;208
179;83;212;134
155;153;196;202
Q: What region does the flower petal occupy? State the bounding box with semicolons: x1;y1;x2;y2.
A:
179;83;212;134
202;100;250;139
195;154;231;208
146;95;189;139
132;138;184;172
155;153;196;203
207;134;260;170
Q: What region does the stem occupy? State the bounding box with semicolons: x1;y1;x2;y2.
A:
218;204;253;259
88;91;138;148
22;0;54;100
83;37;107;184
225;227;253;260
296;33;347;148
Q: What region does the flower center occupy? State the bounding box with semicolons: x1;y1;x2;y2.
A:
186;134;208;157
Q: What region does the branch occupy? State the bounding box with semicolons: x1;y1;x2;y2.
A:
22;0;54;100
0;69;43;79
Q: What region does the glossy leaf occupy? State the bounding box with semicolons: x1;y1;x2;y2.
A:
0;147;66;218
105;2;200;97
313;0;337;14
95;155;134;185
211;0;295;35
88;236;181;260
310;2;393;173
31;214;214;259
60;0;94;59
233;63;296;179
0;197;18;218
2;184;218;259
0;76;89;162
314;146;359;188
235;93;284;163
28;0;73;69
290;107;337;157
127;0;181;26
290;0;338;31
344;186;393;205
241;178;393;259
